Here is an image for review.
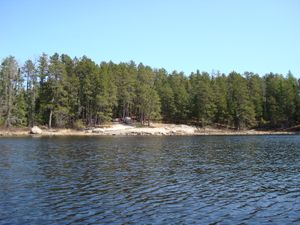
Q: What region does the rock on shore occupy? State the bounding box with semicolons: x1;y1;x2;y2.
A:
0;123;296;137
88;123;197;136
30;126;43;134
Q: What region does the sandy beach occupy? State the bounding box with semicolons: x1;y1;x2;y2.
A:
0;123;296;137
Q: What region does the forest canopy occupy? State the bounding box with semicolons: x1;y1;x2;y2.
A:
0;53;299;130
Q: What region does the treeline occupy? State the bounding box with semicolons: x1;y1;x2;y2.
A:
0;53;299;130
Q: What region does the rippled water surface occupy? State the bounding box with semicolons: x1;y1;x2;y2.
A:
0;135;300;224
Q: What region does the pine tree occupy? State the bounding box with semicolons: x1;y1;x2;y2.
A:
245;72;264;125
282;71;298;126
169;71;190;122
61;54;80;126
154;68;176;122
136;64;161;125
190;71;215;126
1;54;300;131
74;56;98;125
36;53;49;125
295;78;300;124
22;59;38;127
227;72;256;129
46;53;69;128
0;56;25;127
264;73;285;127
115;62;137;120
14;88;27;126
92;62;117;124
212;73;229;126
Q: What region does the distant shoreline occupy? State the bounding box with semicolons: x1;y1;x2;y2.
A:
0;123;297;137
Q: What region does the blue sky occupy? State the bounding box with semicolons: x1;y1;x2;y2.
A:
0;0;299;76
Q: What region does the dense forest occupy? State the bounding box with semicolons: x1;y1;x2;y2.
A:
0;53;299;130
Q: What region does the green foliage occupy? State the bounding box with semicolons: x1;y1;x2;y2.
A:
114;62;136;119
264;73;286;127
1;53;299;130
227;72;256;129
154;69;176;122
22;59;38;127
14;89;27;126
169;72;190;122
95;62;117;123
73;119;85;130
212;74;229;125
0;56;25;127
245;72;264;124
135;64;161;125
190;71;215;126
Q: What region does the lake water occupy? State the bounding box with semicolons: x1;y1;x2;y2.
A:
0;135;300;224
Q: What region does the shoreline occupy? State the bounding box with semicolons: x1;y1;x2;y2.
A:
0;123;297;137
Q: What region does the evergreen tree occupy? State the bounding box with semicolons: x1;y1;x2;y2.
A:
36;53;49;125
136;64;161;125
61;54;80;126
282;71;298;126
114;62;136;119
295;78;300;124
22;59;38;127
0;56;25;127
94;62;117;123
169;71;190;122
1;54;300;130
154;68;176;122
190;71;215;126
74;56;98;125
264;73;285;127
245;72;264;125
227;72;256;129
46;53;69;128
212;73;229;125
139;86;161;126
14;88;27;126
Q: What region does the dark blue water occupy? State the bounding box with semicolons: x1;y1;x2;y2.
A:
0;135;300;224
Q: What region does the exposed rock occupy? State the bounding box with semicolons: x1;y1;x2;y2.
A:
30;126;42;134
92;128;104;133
124;117;132;124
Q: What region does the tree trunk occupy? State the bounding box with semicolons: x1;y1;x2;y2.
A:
5;108;11;128
49;109;53;128
5;84;12;128
141;112;144;125
32;89;36;126
122;102;126;120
